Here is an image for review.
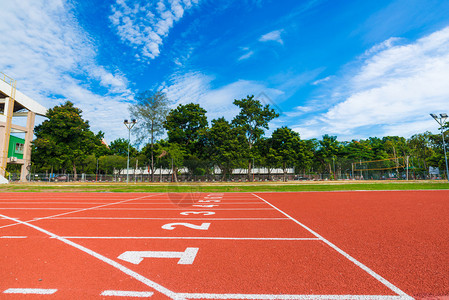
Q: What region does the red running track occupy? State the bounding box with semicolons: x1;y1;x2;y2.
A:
0;191;447;299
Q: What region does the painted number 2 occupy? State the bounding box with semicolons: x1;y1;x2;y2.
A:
162;222;211;230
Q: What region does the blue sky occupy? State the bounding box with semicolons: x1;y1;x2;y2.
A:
1;0;449;144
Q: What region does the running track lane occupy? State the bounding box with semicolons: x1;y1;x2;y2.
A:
0;193;177;298
0;191;435;299
257;190;449;299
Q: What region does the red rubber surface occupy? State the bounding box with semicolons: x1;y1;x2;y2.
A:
260;191;449;299
0;191;448;299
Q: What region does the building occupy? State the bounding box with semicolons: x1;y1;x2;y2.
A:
0;73;47;183
8;135;25;161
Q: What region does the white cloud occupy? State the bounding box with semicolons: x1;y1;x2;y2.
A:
0;0;133;143
292;26;449;140
362;37;402;56
109;0;199;61
238;50;254;61
285;106;314;118
312;76;331;85
259;30;283;44
162;71;283;121
162;71;213;106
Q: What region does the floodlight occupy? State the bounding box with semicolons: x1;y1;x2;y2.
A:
430;113;438;120
123;119;137;183
440;113;448;119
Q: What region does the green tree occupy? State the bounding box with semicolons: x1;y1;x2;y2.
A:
428;130;449;176
255;138;281;180
270;127;301;181
342;140;375;161
109;138;137;157
157;141;186;182
79;154;97;174
33;101;103;179
163;103;208;176
129;90;170;181
204;117;248;180
296;139;316;175
232;95;279;180
164;103;208;152
407;132;434;172
99;155;127;175
316;134;341;177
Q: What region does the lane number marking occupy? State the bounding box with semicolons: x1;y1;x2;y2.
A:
162;223;211;230
180;211;215;216
118;248;199;265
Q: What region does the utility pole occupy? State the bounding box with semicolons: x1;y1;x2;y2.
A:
124;119;137;184
430;114;449;182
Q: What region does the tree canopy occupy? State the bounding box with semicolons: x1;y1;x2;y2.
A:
30;99;449;181
32;101;108;178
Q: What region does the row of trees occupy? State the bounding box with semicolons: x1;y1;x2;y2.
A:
29;92;449;181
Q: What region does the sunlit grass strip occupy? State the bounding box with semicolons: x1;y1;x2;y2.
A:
1;181;449;192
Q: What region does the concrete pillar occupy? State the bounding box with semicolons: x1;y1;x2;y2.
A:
20;111;35;182
0;97;14;177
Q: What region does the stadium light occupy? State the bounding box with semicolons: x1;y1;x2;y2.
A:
124;119;137;184
430;113;449;182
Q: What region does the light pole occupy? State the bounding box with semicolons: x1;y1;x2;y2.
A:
430;113;449;182
124;119;137;184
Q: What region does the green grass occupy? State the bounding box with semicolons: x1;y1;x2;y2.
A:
1;180;449;193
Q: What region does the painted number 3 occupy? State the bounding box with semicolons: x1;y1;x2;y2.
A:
162;222;211;230
179;211;215;216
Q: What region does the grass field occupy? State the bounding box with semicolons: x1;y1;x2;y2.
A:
1;180;449;192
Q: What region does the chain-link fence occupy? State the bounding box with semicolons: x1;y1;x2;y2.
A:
6;168;444;183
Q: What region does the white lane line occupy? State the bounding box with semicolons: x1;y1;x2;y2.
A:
251;193;413;300
97;208;275;211
3;288;57;294
0;202;267;205
49;217;288;220
177;293;409;299
0;202;107;204
0;207;275;211
0;194;160;230
0;208;85;210
61;236;320;241
0;236;27;238
0;213;182;300
101;290;154;297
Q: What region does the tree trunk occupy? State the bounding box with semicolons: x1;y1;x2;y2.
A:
283;162;287;182
73;163;77;181
173;167;178;182
221;167;227;182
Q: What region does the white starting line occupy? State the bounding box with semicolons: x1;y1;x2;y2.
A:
101;290;155;297
0;289;412;299
177;294;411;300
61;236;320;241
3;288;57;295
48;217;288;220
